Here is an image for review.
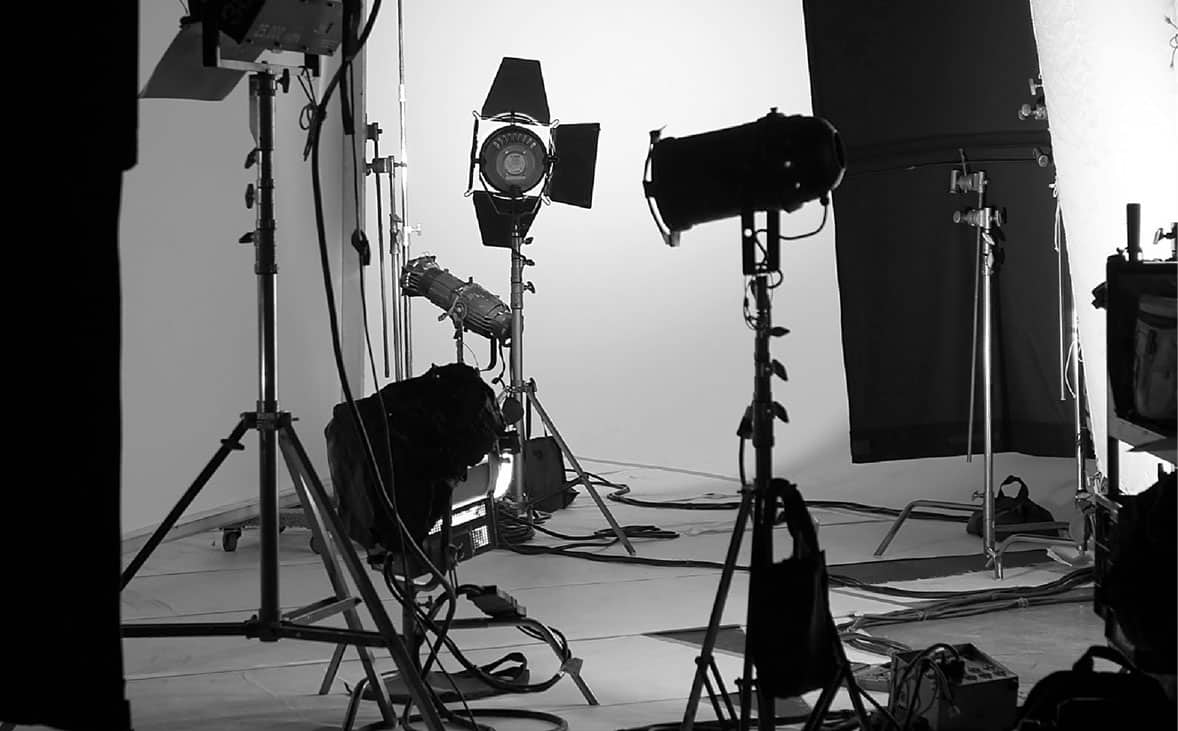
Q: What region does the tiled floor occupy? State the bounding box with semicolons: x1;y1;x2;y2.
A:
106;463;1104;729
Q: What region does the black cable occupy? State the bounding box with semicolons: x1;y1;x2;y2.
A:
593;466;969;525
302;4;471;727
498;510;679;543
400;707;569;731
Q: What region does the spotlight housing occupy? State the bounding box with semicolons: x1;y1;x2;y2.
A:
643;108;846;246
466;57;601;247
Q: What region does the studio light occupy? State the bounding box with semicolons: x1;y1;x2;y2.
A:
643;108;846;246
465;56;601;247
400;255;511;342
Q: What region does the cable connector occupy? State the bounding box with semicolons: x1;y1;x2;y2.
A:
468;585;527;620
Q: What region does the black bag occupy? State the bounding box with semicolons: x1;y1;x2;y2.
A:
1016;645;1174;730
749;479;840;698
966;475;1062;538
324;363;503;559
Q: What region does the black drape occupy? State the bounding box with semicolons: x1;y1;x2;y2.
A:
801;0;1084;462
2;3;137;730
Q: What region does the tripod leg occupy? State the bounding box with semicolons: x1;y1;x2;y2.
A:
277;426;444;731
526;384;636;555
121;417;251;588
681;487;755;731
279;442;397;725
320;641;348;695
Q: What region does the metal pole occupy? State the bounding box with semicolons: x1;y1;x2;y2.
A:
1072;311;1084;494
750;212;778;731
396;0;413;378
373;145;391;379
252;71;281;628
386;165;404;381
509;219;526;505
981;228;996;574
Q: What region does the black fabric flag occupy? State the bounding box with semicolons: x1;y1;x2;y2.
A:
802;0;1085;462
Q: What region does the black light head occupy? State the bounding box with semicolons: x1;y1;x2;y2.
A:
645;109;845;240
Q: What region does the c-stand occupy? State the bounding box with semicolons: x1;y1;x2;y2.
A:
499;202;636;554
118;64;444;731
681;210;875;730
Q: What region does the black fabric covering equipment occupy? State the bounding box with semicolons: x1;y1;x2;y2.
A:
325;363;503;563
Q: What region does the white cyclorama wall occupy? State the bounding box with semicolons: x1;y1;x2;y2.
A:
1029;0;1178;493
362;1;1078;516
121;4;354;534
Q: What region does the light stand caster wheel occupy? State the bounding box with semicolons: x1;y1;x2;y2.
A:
309;535;322;554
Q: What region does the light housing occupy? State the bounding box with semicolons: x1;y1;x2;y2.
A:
644;109;846;245
466;57;601;247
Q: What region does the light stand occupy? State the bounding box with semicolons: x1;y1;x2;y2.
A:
681;211;874;731
500;204;637;555
874;169;1068;578
119;67;444;731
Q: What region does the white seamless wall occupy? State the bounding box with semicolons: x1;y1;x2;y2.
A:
120;4;353;534
361;0;1079;517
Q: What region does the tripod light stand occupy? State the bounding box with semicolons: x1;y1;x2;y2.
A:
873;168;1069;578
642;108;861;731
465;57;634;553
677;212;875;731
122;6;443;729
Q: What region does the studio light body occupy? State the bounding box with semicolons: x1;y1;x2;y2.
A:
467;56;601;247
646;109;845;237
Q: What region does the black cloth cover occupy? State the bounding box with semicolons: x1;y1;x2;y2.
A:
325;363;503;555
802;0;1085;462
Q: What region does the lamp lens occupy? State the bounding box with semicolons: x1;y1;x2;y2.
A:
480;125;548;194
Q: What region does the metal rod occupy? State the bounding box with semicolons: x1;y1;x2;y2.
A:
681;485;754;730
1056;197;1066;400
981;228;996;574
967;223;982;461
509;219;526;506
120;418;251;587
280;427;444;730
1072;310;1085;495
529;385;636;554
396;0;413;378
750;212;778;731
873;499;978;556
373;143;390;379
252;72;282;628
387;166;404;381
281;438;397;723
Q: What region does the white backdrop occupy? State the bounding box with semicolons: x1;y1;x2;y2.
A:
1029;0;1177;492
361;0;1079;514
120;4;351;534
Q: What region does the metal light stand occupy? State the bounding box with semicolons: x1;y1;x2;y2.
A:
501;207;636;555
994;193;1093;567
118;69;444;731
365;124;414;382
682;211;873;731
873;170;1066;579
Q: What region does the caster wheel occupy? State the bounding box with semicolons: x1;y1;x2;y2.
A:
309;536;322;554
279;523;286;533
222;529;241;552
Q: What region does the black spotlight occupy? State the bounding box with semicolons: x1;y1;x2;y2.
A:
466;57;600;247
643;108;845;246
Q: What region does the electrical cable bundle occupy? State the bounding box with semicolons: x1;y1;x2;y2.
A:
304;3;573;728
